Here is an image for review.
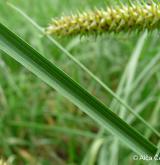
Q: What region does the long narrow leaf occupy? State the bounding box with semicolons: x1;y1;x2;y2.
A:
8;2;160;138
0;23;157;156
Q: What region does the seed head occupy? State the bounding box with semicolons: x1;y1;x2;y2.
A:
46;3;160;36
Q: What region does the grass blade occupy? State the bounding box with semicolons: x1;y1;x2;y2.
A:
0;23;158;156
8;121;96;139
7;3;160;137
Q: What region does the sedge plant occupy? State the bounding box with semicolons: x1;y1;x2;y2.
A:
0;1;160;164
45;1;160;163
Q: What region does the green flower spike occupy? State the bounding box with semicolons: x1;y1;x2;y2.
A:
46;2;160;36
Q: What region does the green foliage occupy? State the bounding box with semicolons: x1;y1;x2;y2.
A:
0;0;160;165
0;21;157;157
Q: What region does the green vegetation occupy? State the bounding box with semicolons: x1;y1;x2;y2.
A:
0;0;160;164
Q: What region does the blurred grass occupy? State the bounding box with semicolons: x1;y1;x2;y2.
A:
0;0;160;164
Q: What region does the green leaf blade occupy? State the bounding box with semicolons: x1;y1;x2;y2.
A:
0;23;157;156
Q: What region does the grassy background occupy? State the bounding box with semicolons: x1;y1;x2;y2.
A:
0;0;160;164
